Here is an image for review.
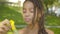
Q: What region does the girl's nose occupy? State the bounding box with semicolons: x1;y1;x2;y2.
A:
25;10;30;17
25;13;30;17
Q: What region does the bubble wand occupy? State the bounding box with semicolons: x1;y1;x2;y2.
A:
10;20;19;34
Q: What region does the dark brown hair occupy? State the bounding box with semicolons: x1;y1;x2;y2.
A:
23;0;48;34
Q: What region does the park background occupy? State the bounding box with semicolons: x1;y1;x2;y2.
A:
0;0;60;34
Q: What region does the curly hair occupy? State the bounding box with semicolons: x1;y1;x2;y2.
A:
23;0;48;34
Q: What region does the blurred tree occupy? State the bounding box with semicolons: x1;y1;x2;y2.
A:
0;0;8;6
44;0;58;14
54;0;60;7
0;0;8;2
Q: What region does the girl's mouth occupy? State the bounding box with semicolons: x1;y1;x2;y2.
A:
25;18;31;22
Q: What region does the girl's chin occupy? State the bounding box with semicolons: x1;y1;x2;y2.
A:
25;22;32;24
24;20;32;24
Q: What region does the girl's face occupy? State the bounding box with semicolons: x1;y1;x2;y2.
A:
23;1;34;24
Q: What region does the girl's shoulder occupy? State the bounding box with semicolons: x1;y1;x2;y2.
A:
46;29;54;34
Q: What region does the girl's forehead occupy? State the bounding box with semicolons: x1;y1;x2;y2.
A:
23;1;34;8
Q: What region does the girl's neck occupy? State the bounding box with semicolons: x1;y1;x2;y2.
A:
27;23;39;30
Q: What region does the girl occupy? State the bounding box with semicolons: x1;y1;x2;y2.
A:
19;0;54;34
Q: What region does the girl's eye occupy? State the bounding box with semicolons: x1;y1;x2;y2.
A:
23;10;26;13
30;9;34;13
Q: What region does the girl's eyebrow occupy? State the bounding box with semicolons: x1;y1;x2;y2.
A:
28;7;34;9
23;8;25;9
23;7;34;9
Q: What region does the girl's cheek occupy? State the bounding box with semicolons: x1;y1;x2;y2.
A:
31;13;34;19
31;13;34;18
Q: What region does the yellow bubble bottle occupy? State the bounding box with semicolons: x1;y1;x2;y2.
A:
10;20;19;34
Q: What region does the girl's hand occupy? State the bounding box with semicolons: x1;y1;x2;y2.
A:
0;19;11;34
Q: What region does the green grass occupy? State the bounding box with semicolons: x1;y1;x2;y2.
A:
0;6;26;25
45;15;60;26
49;28;60;34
